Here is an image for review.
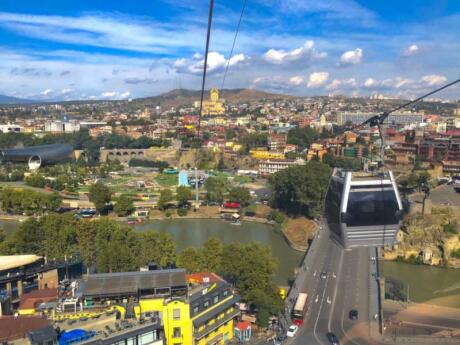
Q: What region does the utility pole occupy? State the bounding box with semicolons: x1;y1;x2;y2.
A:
195;167;199;206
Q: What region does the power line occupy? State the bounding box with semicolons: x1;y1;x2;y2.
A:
220;0;248;96
197;0;215;138
352;78;460;130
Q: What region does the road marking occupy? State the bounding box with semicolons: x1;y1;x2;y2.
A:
328;248;344;332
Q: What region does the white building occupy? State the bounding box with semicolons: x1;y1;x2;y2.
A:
0;123;22;133
259;158;305;177
44;120;80;133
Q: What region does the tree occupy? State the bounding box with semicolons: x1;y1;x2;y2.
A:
138;231;176;268
269;161;331;218
177;247;202;273
228;187;252;206
158;189;174;210
76;220;97;274
176;186;192;207
89;182;111;213
200;238;223;272
287;126;319;149
205;177;226;203
322;153;362;171
114;194;135;216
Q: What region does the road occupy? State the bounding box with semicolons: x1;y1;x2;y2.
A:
285;224;380;345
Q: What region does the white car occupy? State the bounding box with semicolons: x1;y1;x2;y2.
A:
286;324;299;337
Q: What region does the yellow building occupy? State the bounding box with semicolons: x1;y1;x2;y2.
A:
132;273;240;345
202;88;225;116
250;150;285;160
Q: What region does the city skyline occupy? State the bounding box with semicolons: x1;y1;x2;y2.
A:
0;0;459;101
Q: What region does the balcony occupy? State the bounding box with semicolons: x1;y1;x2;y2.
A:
194;308;239;340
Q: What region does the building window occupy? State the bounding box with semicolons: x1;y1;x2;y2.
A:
173;308;181;320
223;290;228;297
139;332;154;345
173;327;182;338
213;295;219;303
204;300;210;308
193;305;199;313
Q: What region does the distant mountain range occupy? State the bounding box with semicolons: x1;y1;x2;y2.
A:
0;88;289;106
0;94;37;105
133;88;292;109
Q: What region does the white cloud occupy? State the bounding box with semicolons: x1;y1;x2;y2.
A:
403;44;419;56
175;51;247;74
325;78;357;90
307;72;329;88
289;76;303;86
339;48;363;65
263;40;327;65
41;88;53;96
100;91;131;100
61;88;72;95
381;77;412;89
363;78;378;88
420;74;447;86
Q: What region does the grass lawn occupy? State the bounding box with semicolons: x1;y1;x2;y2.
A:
155;173;178;187
234;175;253;184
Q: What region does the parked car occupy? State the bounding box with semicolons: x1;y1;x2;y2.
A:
286;325;298;337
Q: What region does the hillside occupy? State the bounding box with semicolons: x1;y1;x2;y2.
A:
0;94;36;105
133;88;292;109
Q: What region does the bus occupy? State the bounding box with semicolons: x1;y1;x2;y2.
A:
292;293;308;326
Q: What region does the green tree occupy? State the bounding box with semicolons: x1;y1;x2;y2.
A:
177;247;203;273
176;186;192;207
200;238;223;272
114;194;135;216
269;161;331;218
228;186;252;206
76;220;97;273
205;177;226;203
89;182;111;213
158;189;174;210
287;126;319;149
138;231;177;268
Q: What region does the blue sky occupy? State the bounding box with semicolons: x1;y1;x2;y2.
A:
0;0;459;101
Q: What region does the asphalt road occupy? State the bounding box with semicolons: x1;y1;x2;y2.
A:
284;225;379;345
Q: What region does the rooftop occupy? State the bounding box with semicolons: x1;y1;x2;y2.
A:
0;255;42;271
0;316;50;342
77;269;186;298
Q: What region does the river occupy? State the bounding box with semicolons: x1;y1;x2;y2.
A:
135;219;304;285
381;261;460;308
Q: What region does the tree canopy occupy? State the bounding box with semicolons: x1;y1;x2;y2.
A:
158;189;174;209
205;177;227;203
228;186;252;206
287;126;319;149
114;194;135;216
89;181;111;213
176;186;193;207
269;160;331;218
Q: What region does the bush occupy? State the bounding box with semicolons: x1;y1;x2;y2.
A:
268;210;285;224
245;210;256;217
451;249;460;259
443;222;458;235
177;208;188;217
165;211;172;218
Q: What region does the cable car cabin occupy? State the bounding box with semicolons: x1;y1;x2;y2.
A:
325;169;403;249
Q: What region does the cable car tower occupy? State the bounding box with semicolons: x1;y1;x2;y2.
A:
325;78;460;249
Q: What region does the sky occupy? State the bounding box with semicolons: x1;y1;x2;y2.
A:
0;0;459;101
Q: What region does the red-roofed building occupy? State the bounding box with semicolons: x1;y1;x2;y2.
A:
0;316;52;342
234;320;252;342
186;272;224;285
19;288;58;315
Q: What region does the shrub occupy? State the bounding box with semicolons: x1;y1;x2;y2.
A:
443;222;458;235
177;208;188;217
268;210;285;224
451;249;460;259
165;211;172;218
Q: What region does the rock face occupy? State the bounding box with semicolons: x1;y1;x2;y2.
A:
383;207;460;267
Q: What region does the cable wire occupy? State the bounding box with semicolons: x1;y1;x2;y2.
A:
220;0;248;96
197;0;215;138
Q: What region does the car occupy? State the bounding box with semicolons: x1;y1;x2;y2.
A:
320;272;327;279
286;325;298;337
349;309;358;320
326;332;340;345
